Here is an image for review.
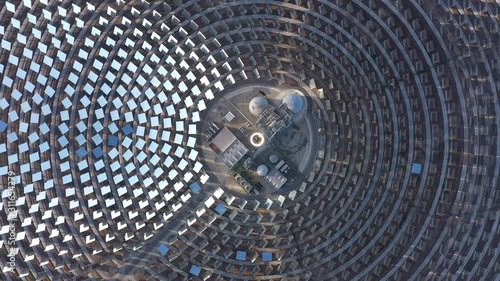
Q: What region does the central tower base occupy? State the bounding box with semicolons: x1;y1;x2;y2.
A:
198;80;319;199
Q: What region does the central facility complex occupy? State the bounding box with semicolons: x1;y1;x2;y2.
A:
201;84;311;196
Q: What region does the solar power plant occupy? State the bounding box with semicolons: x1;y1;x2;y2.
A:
0;1;499;280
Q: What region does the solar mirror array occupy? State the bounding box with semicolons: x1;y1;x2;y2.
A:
0;0;499;280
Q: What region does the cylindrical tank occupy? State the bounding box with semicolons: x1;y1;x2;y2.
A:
257;165;269;176
269;154;279;164
249;96;269;116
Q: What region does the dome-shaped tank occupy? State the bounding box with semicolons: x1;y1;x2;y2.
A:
249;96;269;116
269;154;279;164
282;93;303;114
257;165;269;176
